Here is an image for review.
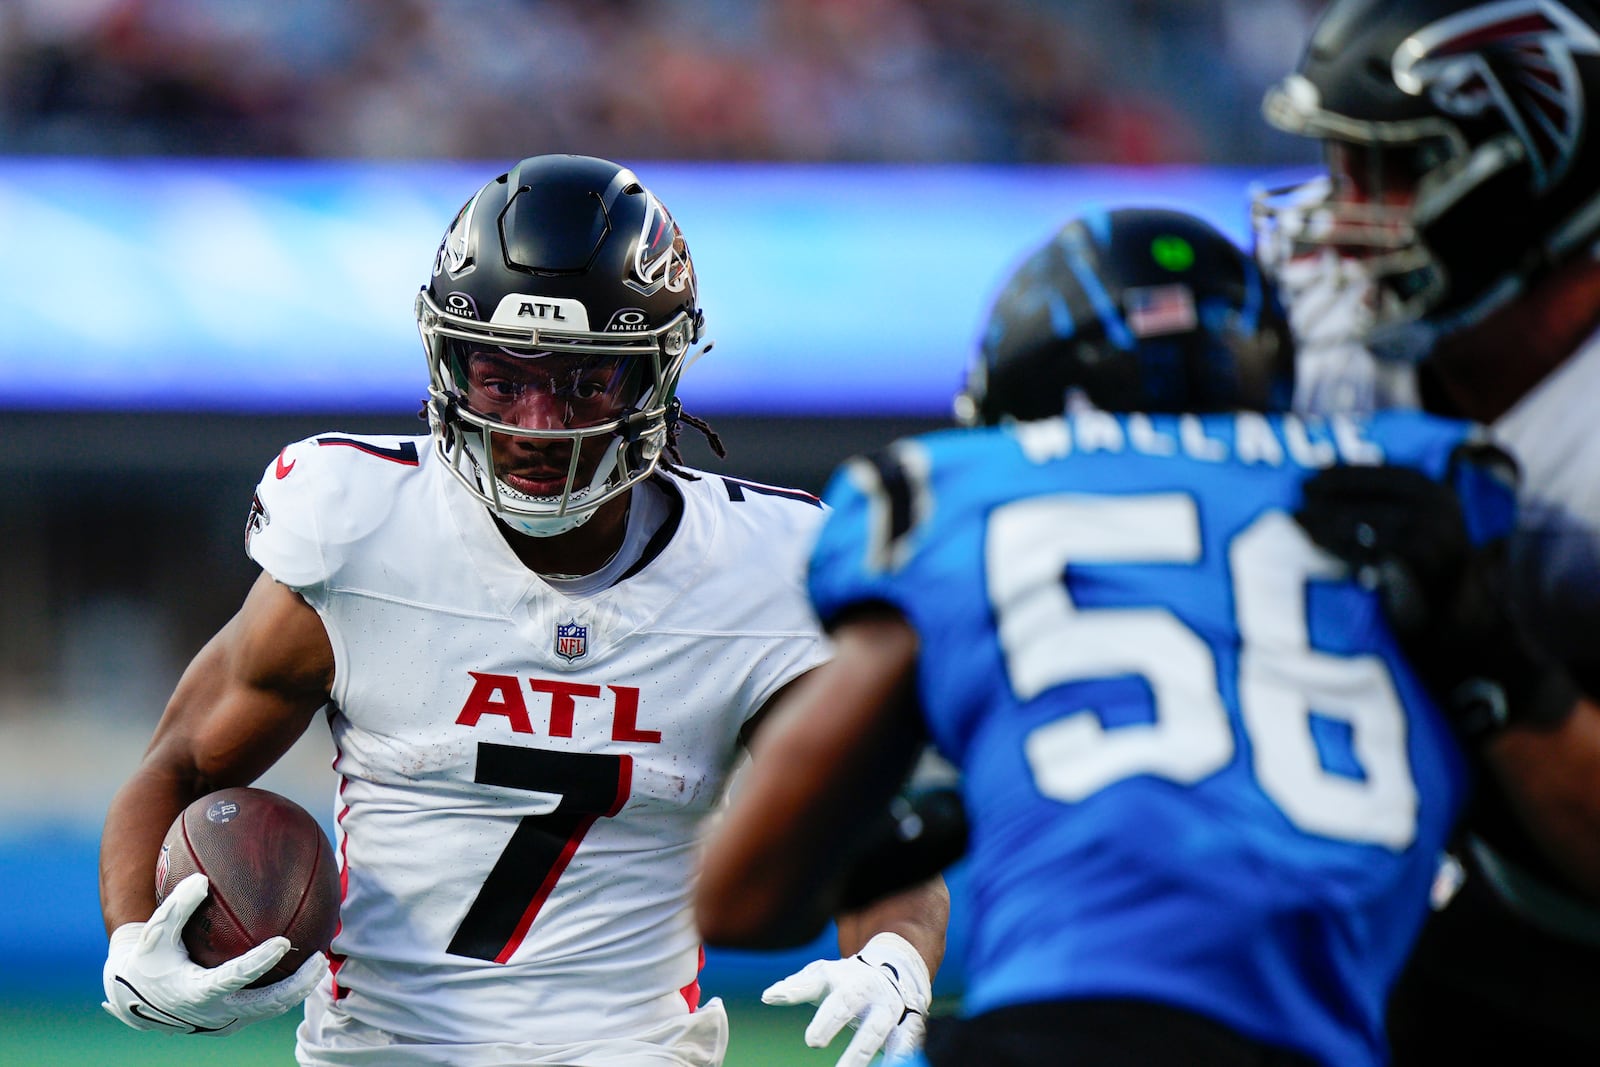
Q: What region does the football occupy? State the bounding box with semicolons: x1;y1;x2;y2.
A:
155;786;339;988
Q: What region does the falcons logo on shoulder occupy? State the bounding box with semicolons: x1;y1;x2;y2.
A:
1393;0;1600;191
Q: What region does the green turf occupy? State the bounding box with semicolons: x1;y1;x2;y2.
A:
0;998;881;1066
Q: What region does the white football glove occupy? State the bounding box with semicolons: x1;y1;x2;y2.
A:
762;931;931;1067
102;872;328;1036
1275;249;1420;416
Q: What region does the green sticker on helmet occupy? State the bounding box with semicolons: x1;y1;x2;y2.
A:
1151;235;1195;272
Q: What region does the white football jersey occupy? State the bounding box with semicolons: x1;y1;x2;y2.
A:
1281;248;1600;673
244;433;829;1062
1493;332;1600;675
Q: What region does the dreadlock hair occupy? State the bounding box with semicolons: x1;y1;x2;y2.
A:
659;402;726;481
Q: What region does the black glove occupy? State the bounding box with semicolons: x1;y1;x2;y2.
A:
836;787;968;913
1294;462;1577;741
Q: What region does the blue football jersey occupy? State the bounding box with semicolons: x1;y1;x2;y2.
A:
808;410;1516;1067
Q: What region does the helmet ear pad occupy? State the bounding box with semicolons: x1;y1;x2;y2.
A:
965;208;1295;424
618;397;678;471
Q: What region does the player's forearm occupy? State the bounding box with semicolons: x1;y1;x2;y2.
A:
1481;694;1600;902
99;763;202;933
836;874;949;978
702;615;926;947
696;754;851;948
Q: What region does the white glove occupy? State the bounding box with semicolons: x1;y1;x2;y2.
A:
102;872;328;1036
762;931;931;1067
1275;249;1420;416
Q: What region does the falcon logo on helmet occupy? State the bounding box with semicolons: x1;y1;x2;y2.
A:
1395;0;1600;191
1256;0;1600;351
627;192;695;298
435;193;481;278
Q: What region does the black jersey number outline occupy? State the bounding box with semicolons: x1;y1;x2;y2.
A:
447;742;633;962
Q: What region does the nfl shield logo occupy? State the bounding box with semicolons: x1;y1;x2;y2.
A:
555;619;588;662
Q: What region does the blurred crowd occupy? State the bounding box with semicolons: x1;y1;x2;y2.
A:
0;0;1322;165
0;0;1327;732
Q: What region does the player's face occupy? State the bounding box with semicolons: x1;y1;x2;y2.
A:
462;350;638;499
1324;140;1426;207
1313;138;1448;256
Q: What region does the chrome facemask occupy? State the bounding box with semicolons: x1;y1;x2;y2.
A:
417;290;701;537
1258;72;1526;361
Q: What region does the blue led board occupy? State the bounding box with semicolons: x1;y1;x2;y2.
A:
0;159;1299;415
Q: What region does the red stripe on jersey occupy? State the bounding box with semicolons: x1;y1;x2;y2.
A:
330;771;353;1000
492;756;633;963
314;437;421;465
680;946;705;1012
494;813;599;964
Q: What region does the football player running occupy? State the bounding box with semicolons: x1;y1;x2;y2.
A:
1255;1;1600;1060
97;154;947;1067
694;206;1595;1067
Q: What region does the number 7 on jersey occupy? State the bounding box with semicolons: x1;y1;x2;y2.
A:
447;742;633;962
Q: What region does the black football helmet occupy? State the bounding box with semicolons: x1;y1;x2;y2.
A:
956;207;1294;425
416;154;704;536
1257;0;1600;355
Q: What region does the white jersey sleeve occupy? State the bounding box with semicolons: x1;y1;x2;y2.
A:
1494;337;1600;675
245;432;427;597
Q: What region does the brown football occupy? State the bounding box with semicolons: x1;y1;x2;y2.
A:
155;786;339;988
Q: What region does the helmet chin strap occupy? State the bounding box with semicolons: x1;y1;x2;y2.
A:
1366;272;1523;366
488;437;626;538
1365;317;1440;365
497;506;597;538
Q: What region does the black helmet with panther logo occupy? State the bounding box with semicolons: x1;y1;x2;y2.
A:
957;207;1294;425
